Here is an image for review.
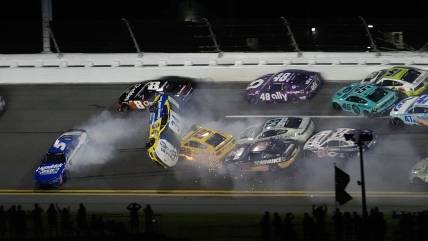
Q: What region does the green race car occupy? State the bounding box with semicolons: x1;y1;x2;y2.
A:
332;83;398;116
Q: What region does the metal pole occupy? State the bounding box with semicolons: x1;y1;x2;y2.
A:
358;16;380;56
202;18;222;57
280;17;302;57
48;23;63;58
122;18;143;57
41;0;53;53
358;141;368;219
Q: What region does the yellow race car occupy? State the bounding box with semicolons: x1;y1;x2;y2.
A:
180;126;236;169
146;94;182;168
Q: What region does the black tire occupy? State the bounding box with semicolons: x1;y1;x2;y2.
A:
391;118;404;127
248;96;258;104
332;102;342;111
363;110;375;118
352;105;360;115
290;96;299;104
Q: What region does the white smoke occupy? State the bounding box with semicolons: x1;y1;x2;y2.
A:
70;111;146;172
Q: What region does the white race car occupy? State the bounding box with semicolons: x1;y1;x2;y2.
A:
361;66;428;96
237;117;315;144
303;128;376;159
390;94;428;127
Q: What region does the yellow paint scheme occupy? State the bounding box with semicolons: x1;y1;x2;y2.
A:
180;127;236;169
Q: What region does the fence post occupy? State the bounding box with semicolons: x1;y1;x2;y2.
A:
122;18;143;57
280;17;302;57
358;16;380;56
202;18;223;57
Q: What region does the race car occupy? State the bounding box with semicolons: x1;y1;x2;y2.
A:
410;158;428;184
390;94;428;127
225;139;300;172
237;117;315;144
146;94;183;168
332;83;398;116
0;96;5;113
303;128;376;159
246;69;322;104
180;126;236;169
362;66;428;96
117;76;194;111
34;129;88;187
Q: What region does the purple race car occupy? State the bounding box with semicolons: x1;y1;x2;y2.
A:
246;69;323;104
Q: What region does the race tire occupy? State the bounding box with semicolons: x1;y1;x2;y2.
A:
290;96;299;104
248;96;258;104
352;105;360;115
391;118;404;127
332;102;342;111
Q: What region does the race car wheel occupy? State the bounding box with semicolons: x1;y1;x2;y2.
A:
391;118;404;127
363;110;375;118
352;105;360;115
247;96;258;104
290;96;299;104
332;102;342;111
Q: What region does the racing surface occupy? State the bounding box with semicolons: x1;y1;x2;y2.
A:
1;82;428;211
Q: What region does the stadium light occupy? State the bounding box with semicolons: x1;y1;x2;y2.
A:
368;24;374;28
311;27;316;33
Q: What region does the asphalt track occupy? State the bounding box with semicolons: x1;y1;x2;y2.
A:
1;82;428;212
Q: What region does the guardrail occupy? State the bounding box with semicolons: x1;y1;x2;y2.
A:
1;52;428;84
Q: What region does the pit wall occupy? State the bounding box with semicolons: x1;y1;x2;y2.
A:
1;52;428;84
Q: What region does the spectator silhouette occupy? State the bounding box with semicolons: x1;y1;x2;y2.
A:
32;203;44;239
127;202;142;234
58;206;72;237
343;212;352;241
352;212;362;241
302;212;314;241
7;205;16;239
332;208;343;241
260;211;271;241
312;204;328;241
143;204;155;234
272;212;282;240
47;204;58;238
0;206;6;240
16;205;27;239
283;212;296;241
76;203;88;236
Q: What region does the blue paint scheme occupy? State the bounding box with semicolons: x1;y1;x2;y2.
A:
149;94;168;125
391;94;428;126
34;133;82;187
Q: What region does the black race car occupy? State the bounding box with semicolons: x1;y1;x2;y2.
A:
224;139;300;172
117;76;194;111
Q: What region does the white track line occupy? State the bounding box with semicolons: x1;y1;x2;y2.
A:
225;115;389;119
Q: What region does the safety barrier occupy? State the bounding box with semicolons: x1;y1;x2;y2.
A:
1;52;428;84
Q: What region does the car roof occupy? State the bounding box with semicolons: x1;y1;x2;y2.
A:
381;66;421;82
184;127;226;144
414;94;428;107
349;84;377;97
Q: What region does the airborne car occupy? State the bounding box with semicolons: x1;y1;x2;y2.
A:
225;139;300;172
238;117;315;144
303;128;376;159
246;69;322;104
362;66;428;96
390;94;428;127
410;158;428;184
180;126;235;169
117;77;194;111
146;94;183;168
332;83;398;116
34;129;88;187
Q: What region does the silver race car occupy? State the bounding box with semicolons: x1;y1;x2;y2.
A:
303;128;376;159
237;117;315;145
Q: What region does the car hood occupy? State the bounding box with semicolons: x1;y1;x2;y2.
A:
304;130;332;150
246;74;273;95
34;163;65;182
390;97;417;116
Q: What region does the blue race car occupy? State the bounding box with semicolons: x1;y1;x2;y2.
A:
34;129;88;187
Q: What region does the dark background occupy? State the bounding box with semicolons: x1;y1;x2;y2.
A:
1;0;427;53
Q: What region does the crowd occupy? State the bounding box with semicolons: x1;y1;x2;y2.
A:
0;203;161;241
260;205;428;241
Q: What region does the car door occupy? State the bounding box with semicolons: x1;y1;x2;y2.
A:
378;79;395;90
344;96;367;114
325;140;341;157
411;107;428;126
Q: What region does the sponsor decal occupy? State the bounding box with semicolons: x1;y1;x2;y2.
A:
124;83;142;102
254;157;283;165
260;92;288;101
37;164;62;175
310;81;318;91
156;139;178;167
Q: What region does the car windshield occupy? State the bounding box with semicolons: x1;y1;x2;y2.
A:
164;82;186;93
206;133;226;147
260;130;288;138
366;88;388;102
43;153;65;164
402;69;421;83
